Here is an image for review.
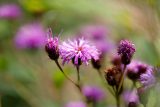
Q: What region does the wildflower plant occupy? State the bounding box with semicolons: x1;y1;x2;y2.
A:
45;28;157;107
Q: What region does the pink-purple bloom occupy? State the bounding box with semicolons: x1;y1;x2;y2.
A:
15;23;45;49
59;38;100;66
117;40;135;65
79;25;113;53
45;28;59;60
0;4;21;19
64;101;86;107
139;66;155;88
123;89;139;107
82;86;104;102
126;60;148;80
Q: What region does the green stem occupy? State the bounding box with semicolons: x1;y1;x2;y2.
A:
76;66;80;85
92;101;97;107
97;69;103;79
118;65;127;93
76;66;82;91
97;69;115;97
116;93;120;107
54;60;78;87
0;95;1;107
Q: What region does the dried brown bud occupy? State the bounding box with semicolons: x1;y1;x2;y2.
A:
105;66;122;87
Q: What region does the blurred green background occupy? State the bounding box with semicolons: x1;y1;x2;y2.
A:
1;0;160;107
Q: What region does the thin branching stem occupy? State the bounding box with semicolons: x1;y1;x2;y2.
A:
76;66;80;85
116;92;120;107
96;69;115;97
118;65;127;92
54;60;78;87
76;66;82;91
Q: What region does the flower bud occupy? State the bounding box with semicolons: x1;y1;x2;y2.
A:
117;40;135;65
45;28;59;60
105;67;122;86
126;61;148;81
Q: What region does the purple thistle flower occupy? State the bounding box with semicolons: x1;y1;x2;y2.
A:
79;25;113;53
123;89;139;107
117;40;135;65
45;28;59;60
82;86;104;102
59;38;100;66
139;66;156;88
126;60;148;81
15;23;45;49
64;101;86;107
0;4;21;19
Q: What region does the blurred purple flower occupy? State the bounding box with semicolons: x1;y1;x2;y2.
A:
123;89;139;107
15;23;45;49
117;40;135;65
0;4;21;19
80;25;107;40
126;60;148;81
111;54;121;66
79;25;113;53
59;38;100;66
139;66;156;88
64;101;86;107
82;86;104;102
45;28;59;60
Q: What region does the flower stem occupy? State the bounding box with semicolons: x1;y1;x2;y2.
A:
97;69;115;97
116;92;120;107
92;101;97;107
118;65;127;93
76;66;80;86
54;60;78;87
75;66;82;92
97;69;103;79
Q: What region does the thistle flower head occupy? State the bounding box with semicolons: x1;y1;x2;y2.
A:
139;66;156;88
82;86;104;102
127;60;148;81
45;28;59;60
123;89;139;107
64;102;86;107
59;38;100;66
0;4;21;19
15;23;45;49
117;40;135;65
